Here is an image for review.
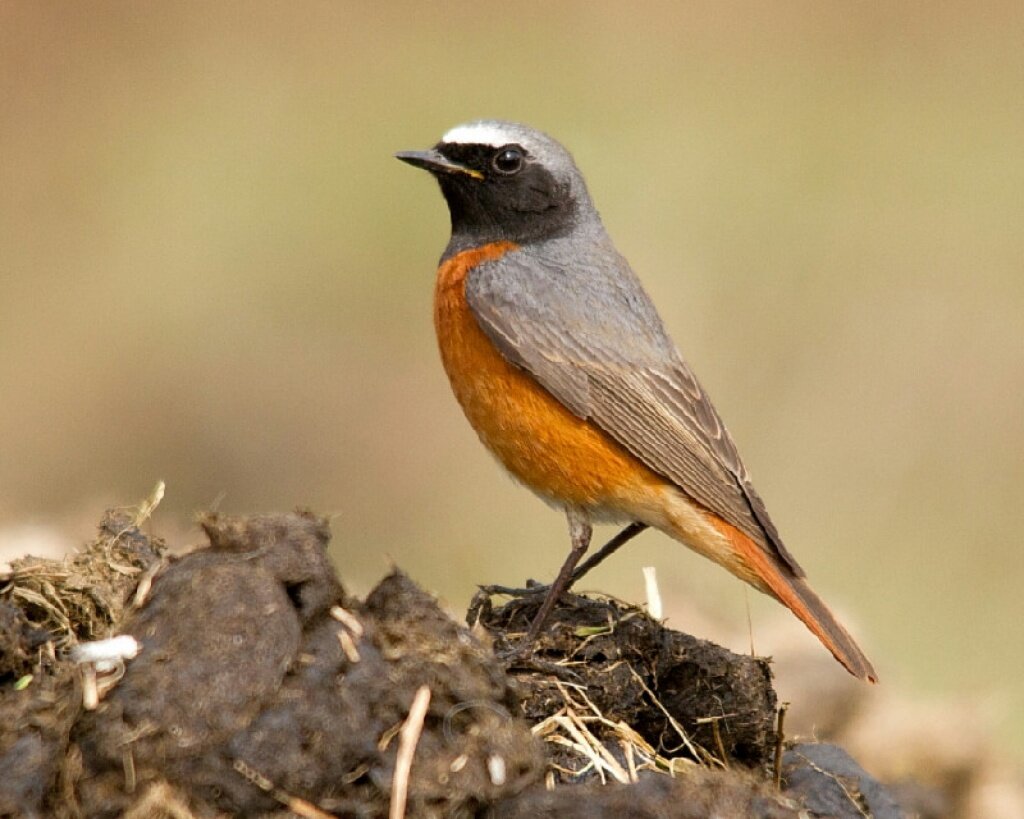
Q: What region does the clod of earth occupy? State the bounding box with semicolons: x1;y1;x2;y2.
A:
0;508;905;817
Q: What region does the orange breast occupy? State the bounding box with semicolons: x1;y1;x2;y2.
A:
433;242;666;512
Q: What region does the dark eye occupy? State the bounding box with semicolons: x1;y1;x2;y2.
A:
492;147;524;175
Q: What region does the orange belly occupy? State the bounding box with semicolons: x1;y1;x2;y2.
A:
433;242;667;513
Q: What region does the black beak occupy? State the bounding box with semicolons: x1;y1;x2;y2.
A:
394;149;483;179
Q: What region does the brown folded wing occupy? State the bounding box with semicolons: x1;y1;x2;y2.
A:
465;245;803;576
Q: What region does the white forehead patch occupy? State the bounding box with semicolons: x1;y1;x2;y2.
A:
441;122;519;148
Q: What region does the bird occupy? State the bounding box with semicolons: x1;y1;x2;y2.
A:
396;120;876;682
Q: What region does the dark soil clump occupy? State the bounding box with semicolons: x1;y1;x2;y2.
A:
472;588;778;771
70;512;545;818
0;507;907;817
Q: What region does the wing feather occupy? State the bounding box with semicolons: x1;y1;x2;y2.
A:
466;243;803;575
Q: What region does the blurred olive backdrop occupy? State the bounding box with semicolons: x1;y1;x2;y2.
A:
2;2;1022;754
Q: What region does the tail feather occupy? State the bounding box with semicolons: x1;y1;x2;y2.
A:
775;574;877;683
706;515;878;683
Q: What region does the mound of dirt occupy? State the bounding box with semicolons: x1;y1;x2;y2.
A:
472;587;777;770
0;507;907;818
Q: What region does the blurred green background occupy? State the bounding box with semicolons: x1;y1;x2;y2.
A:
2;2;1022;757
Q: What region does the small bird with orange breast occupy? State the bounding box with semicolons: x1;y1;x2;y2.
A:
397;121;876;682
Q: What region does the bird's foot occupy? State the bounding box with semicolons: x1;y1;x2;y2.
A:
477;579;551;598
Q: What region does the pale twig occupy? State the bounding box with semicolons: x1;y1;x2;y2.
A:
622;738;639;783
330;605;365;637
564;710;630;784
642;566;662;620
710;717;729;769
134;481;165;527
82;665;98;710
232;759;335;819
132;562;161;608
337;630;361;663
286;798;336;819
122;749;137;793
551;711;633;784
548;717;606;783
390;685;432;819
774;702;789;790
626;665;703;761
537;668;703;784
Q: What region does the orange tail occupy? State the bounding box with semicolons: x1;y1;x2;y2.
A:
707;516;878;683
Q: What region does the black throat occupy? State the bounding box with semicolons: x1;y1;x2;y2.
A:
434;146;578;260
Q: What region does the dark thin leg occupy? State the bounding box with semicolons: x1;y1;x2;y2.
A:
523;511;592;644
481;522;649;599
569;521;648;586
